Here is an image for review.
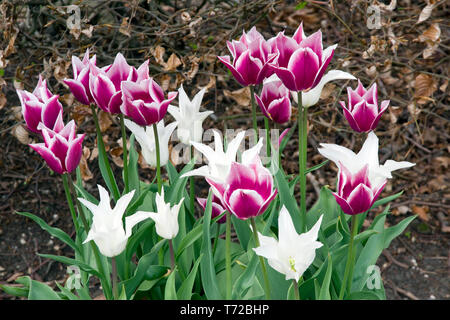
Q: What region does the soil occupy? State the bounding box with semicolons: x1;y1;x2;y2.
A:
0;0;449;300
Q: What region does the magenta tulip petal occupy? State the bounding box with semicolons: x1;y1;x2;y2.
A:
273;67;298;91
30;143;63;174
227;189;264;220
91;73;116;112
300;30;323;61
65;134;85;173
42;95;63;129
288;48;320;91
347;184;374;214
64;78;90;105
333;193;355;215
352;102;378;132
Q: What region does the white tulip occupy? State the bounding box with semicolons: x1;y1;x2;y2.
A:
168;85;213;145
253;206;323;282
137;189;183;240
79;185;152;257
180;130;263;183
318;131;415;188
124;118;177;168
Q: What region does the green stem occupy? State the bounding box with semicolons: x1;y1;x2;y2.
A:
225;210;232;300
250;86;258;140
119;114;129;194
339;214;359;300
62;174;79;231
264;117;271;159
297;91;308;233
250;218;271;300
293;279;300;300
67;174;113;300
90;105;120;201
190;146;195;215
152;123;162;194
111;257;118;300
169;239;175;271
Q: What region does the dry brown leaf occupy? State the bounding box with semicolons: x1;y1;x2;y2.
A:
165;53;182;71
119;17;131;37
223;87;250;107
11;125;30;145
81;25;94;38
412;205;430;221
0;92;6;110
70;104;92;124
320;83;335;100
417;1;436;24
79;147;93;181
185;56;200;81
151;46;166;67
414;74;437;104
417;23;441;59
98;110;113;132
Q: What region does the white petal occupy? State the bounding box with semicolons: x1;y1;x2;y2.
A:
167;105;181;121
318;143;358;172
112;189;135;220
224;131;245;161
277;206;299;249
293;70;356;107
191;87;207;111
78;197;99;216
125;211;154;238
180;165;211;179
241;137;263;165
356;131;380;169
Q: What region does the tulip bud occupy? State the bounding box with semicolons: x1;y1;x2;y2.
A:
64;48;97;106
206;154;277;220
120;78;177;126
340;80;389;132
333;163;386;215
268;23;337;92
197;191;227;224
254;78;291;124
217;27;277;87
17;75;64;134
137;189;183;240
29;120;85;175
79;186;152;257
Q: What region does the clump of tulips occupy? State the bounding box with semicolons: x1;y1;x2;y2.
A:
1;22;416;301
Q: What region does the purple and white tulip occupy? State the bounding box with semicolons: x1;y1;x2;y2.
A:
197;191;227;224
318;132;415;214
340;80;390;133
89;52;150;114
17;75;64;134
254;78;291;124
333;163;386;215
269;23;337;92
63;48;97;106
218;27;277;87
120;78;177;126
29;120;85;175
206;155;277;220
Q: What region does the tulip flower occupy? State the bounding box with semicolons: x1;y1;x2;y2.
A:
124;119;177;168
218;27;277;87
29;120;85;175
333;163;386;215
181;130;263;183
339;80;390;132
254;77;291;124
206;154;277;220
288;70;356;107
269;23;337;92
137;189;184;240
120;78;177;126
79;186;152;257
17;75;64;134
89;52;150;114
318;131;415;213
253;206;323;281
64;48;97;106
168;85;213;145
197;191;227;224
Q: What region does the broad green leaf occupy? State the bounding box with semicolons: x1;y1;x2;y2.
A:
38;254;102;278
17;212;79;254
318;254;333;300
199;192;222;299
164;268;178;300
15;276;61;300
177;255;203;300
